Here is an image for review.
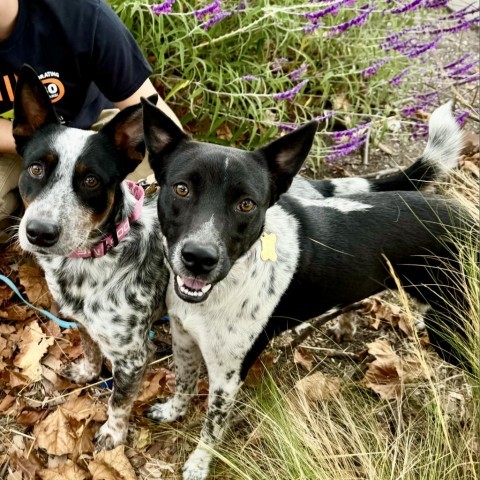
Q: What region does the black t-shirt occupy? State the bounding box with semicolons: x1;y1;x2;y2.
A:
0;0;152;128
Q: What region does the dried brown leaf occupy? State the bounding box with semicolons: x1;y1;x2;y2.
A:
88;445;137;480
244;352;274;387
13;320;55;381
38;460;90;480
295;372;341;402
137;368;171;403
0;304;32;321
17;408;48;426
18;263;53;309
61;394;107;423
34;407;77;456
363;340;429;400
294;347;315;371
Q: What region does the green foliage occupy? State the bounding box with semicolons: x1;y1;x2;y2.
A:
108;0;421;171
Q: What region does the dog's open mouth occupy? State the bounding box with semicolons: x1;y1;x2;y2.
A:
175;275;213;303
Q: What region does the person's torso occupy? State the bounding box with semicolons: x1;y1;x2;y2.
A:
1;0;114;128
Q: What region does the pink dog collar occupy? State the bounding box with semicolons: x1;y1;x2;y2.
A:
70;180;145;259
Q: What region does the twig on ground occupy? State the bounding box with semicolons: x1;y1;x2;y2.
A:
363;127;371;166
282;301;366;352
299;345;359;360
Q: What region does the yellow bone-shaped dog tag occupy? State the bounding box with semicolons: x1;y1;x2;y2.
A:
260;232;277;262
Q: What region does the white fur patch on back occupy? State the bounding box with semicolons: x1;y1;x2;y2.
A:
289;177;324;200
296;196;372;212
331;177;370;196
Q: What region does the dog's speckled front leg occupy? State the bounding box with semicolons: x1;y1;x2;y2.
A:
148;318;202;423
183;368;242;480
95;343;149;450
62;324;103;384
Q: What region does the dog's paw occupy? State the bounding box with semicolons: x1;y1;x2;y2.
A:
182;449;211;480
94;421;127;451
146;399;184;423
61;358;100;384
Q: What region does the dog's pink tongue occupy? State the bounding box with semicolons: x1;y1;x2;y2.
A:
182;277;207;290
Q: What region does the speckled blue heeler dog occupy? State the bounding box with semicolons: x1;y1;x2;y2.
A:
12;66;168;450
141;97;466;480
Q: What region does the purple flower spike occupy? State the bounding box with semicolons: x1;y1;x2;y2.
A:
324;134;367;162
304;0;357;23
241;74;259;81
389;68;410;86
390;0;423;14
331;122;372;141
273;79;309;101
270;58;288;73
455;73;480;86
202;10;232;30
406;35;442;58
328;5;376;36
152;0;176;15
455;110;470;127
289;64;309;81
195;0;222;20
359;57;391;78
424;0;448;8
443;54;471;70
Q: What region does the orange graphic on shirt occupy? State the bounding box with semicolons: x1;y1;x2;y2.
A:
0;73;65;105
41;77;65;103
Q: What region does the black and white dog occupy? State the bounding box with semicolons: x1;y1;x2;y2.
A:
142;98;465;479
12;65;460;459
13;66;168;449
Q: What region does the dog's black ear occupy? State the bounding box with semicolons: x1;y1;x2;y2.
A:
99;102;147;176
13;65;60;154
256;121;318;204
141;96;189;175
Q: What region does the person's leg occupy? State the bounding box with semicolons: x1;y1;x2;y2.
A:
0;153;23;243
90;109;153;182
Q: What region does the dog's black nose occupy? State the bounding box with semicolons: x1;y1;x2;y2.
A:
26;219;60;247
181;242;219;274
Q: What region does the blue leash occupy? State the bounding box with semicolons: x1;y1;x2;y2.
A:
0;273;77;328
0;273;167;336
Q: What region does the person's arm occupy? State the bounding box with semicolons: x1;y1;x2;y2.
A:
0;118;17;154
115;78;182;129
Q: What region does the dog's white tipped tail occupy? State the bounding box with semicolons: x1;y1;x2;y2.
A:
422;101;463;173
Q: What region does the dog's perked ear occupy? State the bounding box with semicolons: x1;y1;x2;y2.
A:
13;64;61;155
255;121;318;204
141;96;190;177
99;98;155;177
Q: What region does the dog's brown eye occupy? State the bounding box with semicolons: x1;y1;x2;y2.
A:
174;183;189;197
238;199;256;213
84;175;99;189
28;163;44;178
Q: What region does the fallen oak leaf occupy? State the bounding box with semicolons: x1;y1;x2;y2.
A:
293;347;315;371
13;320;55;381
33;407;77;456
61;394;108;423
0;303;33;321
136;367;171;403
18;263;53;309
363;339;429;400
295;371;341;402
88;445;137;480
38;459;90;480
